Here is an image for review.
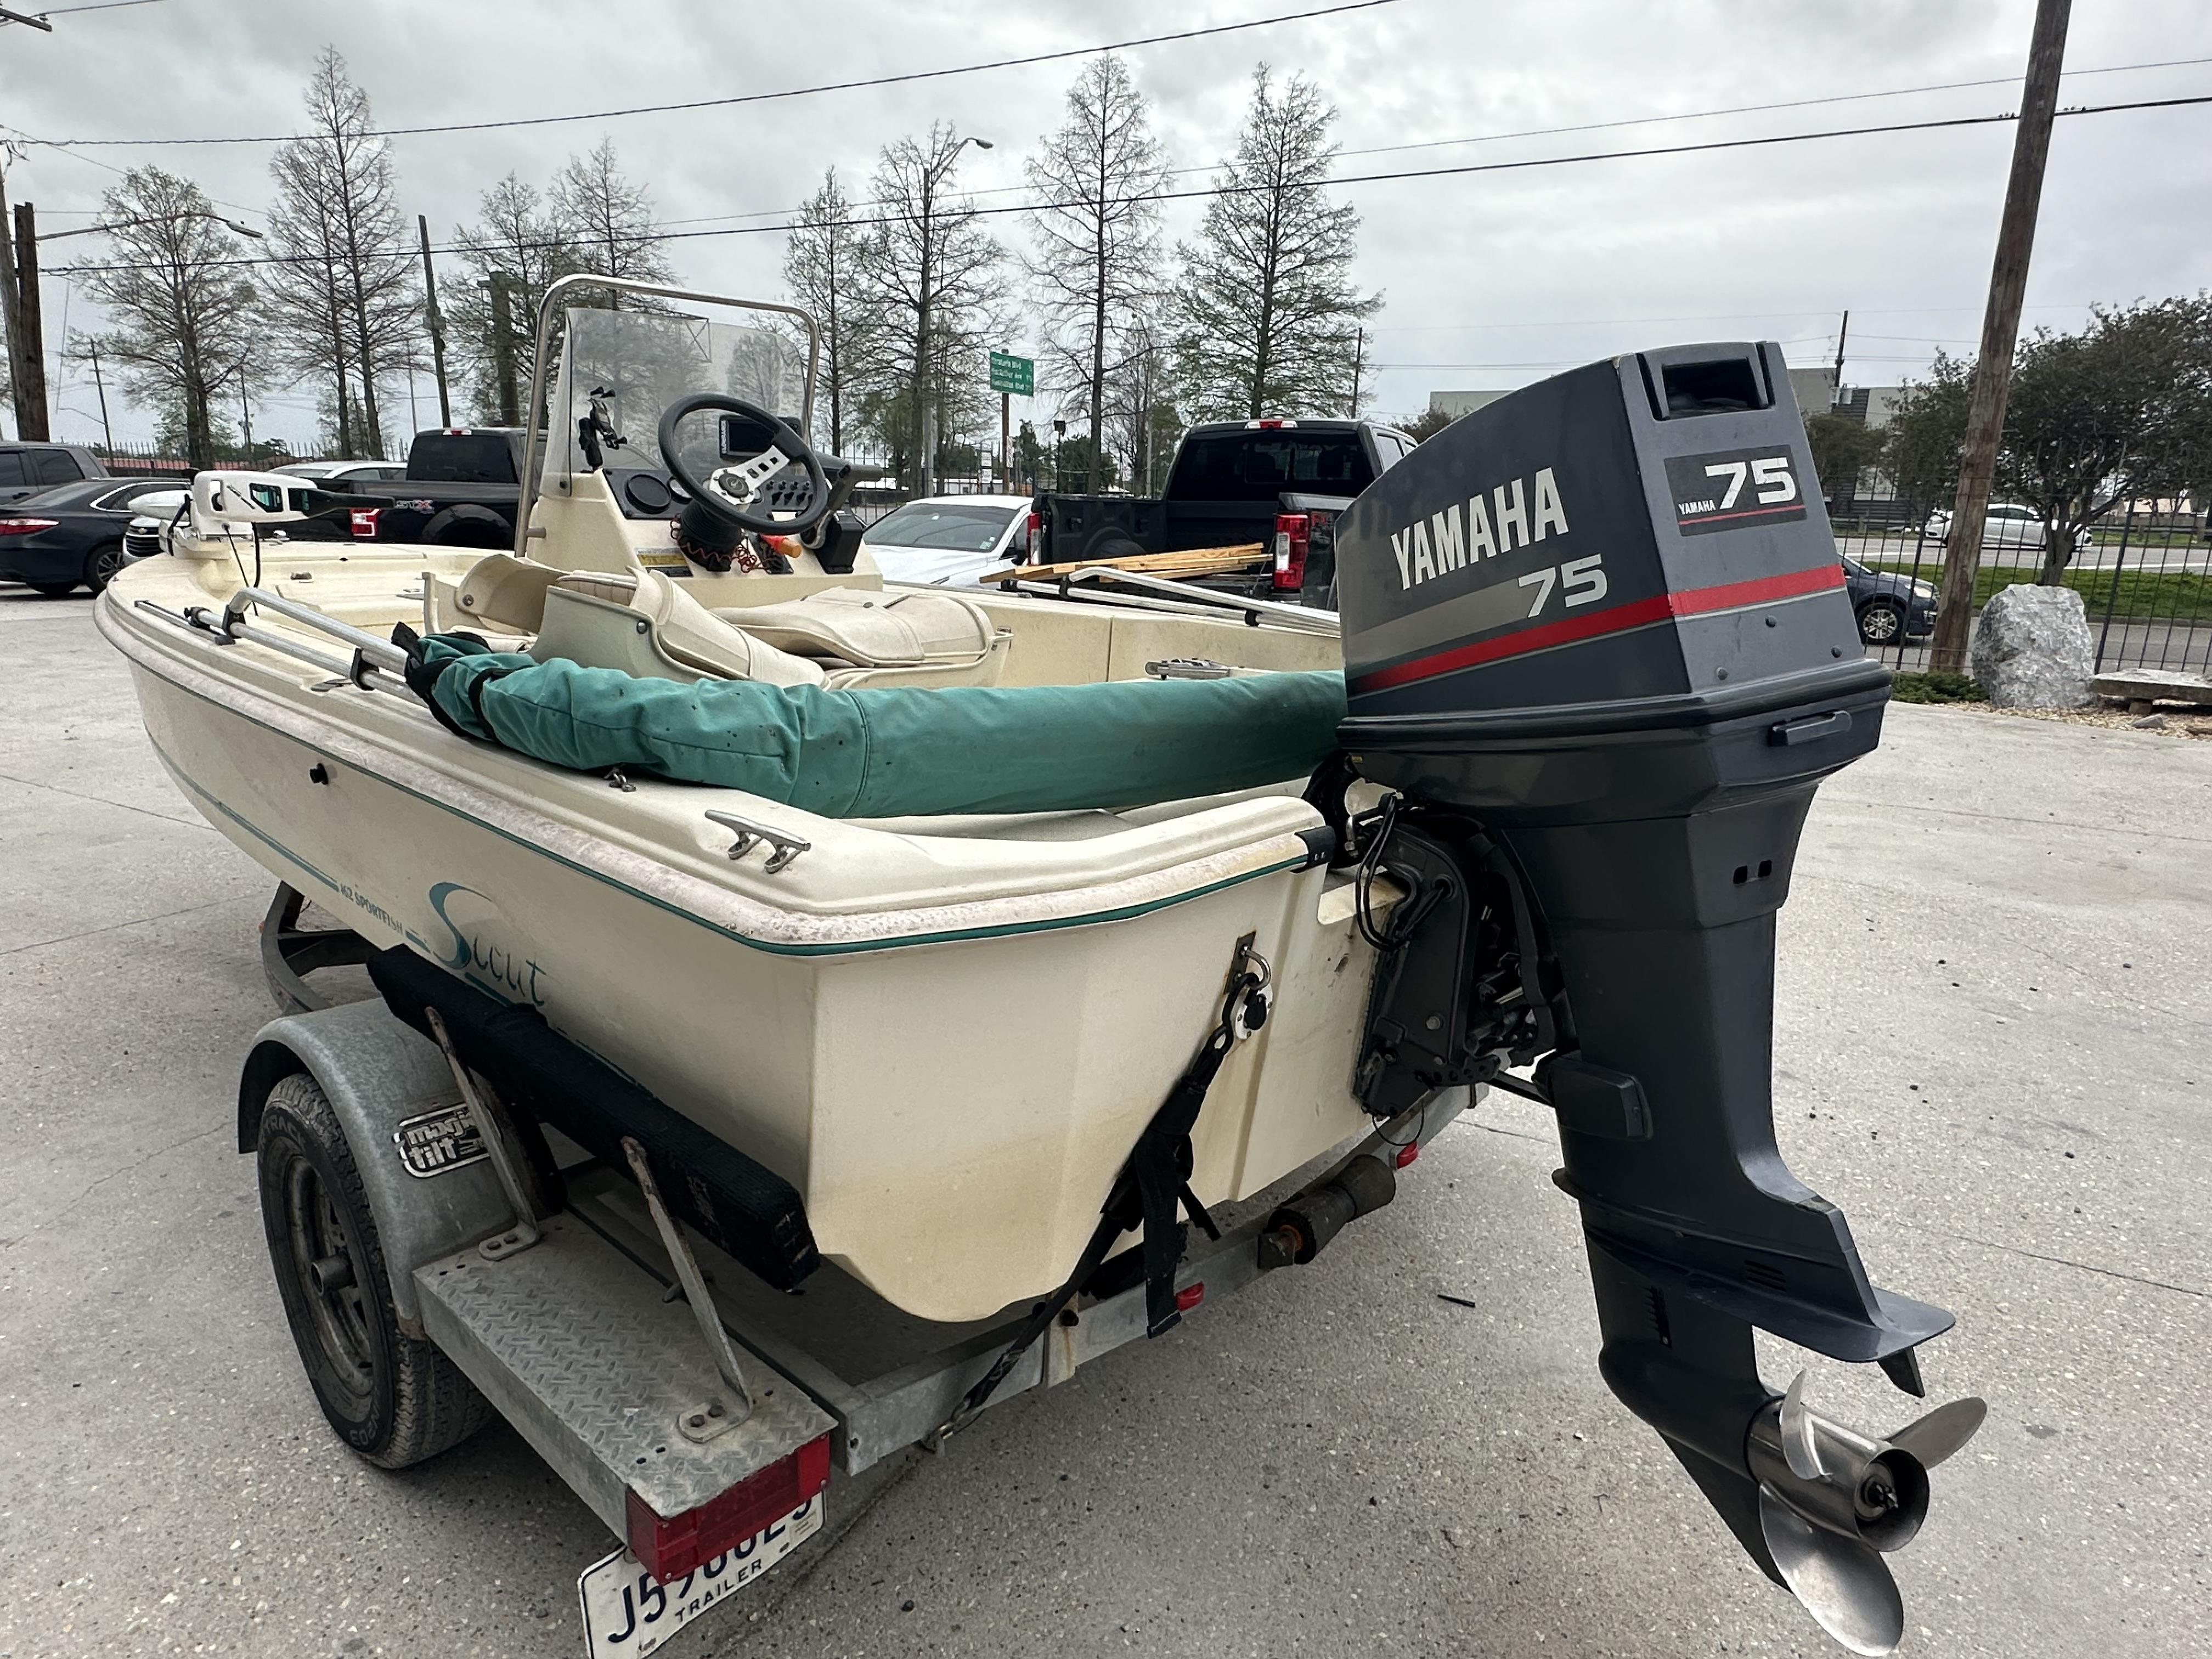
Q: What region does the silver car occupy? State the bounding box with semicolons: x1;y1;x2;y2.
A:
1922;500;2091;555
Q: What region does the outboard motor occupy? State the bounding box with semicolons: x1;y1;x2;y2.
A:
1331;343;1983;1655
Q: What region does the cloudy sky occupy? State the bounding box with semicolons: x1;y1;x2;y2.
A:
4;0;2208;449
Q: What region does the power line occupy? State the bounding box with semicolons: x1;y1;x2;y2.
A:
1324;52;2212;168
18;50;2205;245
25;0;1403;147
533;50;2212;241
41;92;2212;280
32;0;171;12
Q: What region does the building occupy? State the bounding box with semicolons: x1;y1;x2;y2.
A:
1787;365;1838;417
1832;385;1909;430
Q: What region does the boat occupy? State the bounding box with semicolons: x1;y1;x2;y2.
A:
98;280;1985;1652
99;279;1370;1324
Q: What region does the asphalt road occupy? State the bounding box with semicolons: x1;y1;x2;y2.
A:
1838;536;2212;575
1869;618;2212;678
3;584;2207;1659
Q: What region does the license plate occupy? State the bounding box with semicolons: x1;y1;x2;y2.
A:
575;1496;822;1657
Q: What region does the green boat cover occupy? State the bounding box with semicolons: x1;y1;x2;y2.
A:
413;634;1346;819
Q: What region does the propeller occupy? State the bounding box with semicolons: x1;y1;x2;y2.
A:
1748;1372;1987;1655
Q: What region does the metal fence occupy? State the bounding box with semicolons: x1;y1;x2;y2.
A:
88;439;312;479
1829;499;2212;679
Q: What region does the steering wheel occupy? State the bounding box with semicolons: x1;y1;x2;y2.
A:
656;393;832;565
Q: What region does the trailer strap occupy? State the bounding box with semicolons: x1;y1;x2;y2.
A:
929;939;1265;1446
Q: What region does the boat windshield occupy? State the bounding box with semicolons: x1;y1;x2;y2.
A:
541;305;808;487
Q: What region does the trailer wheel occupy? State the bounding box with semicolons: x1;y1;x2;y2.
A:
256;1070;492;1468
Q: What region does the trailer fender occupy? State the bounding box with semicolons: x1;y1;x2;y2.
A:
238;997;511;1334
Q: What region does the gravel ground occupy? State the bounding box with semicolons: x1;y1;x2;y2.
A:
1921;699;2212;739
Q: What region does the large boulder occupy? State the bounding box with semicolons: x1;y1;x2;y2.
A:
1968;584;2095;708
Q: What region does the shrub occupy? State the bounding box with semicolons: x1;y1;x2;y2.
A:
1889;669;1984;704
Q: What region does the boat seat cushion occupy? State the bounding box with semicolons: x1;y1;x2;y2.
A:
534;569;830;688
713;586;994;668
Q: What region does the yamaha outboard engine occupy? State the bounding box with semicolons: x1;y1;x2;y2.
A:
1332;343;1983;1655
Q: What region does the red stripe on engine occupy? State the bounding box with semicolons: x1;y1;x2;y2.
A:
1351;562;1846;694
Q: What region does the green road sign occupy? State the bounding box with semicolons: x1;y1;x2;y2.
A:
989;351;1034;397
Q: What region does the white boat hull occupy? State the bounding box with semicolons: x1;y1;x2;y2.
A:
103;555;1384;1322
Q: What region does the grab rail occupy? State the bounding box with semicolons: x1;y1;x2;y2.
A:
133;593;417;698
223;586;413;675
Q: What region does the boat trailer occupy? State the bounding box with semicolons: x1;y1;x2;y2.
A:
242;891;1449;1657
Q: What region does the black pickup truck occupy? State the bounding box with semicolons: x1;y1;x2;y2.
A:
292;428;526;546
1026;418;1417;605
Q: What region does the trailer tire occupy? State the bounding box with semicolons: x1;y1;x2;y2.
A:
256;1070;492;1468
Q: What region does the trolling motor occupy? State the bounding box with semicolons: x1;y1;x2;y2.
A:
1330;342;1984;1655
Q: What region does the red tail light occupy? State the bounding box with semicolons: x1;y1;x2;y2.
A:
0;518;59;535
625;1432;831;1585
1272;512;1311;590
1174;1282;1205;1313
348;507;382;538
1025;510;1042;561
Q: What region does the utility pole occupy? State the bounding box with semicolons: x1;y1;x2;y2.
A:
487;272;519;427
88;337;112;453
1929;0;2071;673
1348;324;1365;417
238;361;253;457
12;203;48;439
1831;309;1849;407
0;168;20;440
419;214;452;427
0;185;50;441
1000;389;1010;492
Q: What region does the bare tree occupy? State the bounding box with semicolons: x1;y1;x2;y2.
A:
1025;54;1169;495
84;167;262;469
1172;65;1380;421
550;138;673;308
1105;315;1177;495
261;49;416;458
782;166;869;453
451;175;577;420
848;125;1007;490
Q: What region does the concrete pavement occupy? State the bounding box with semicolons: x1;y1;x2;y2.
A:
2;584;2206;1658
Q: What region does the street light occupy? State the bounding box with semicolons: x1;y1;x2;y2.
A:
1052;417;1066;494
37;210;264;242
915;135;991;499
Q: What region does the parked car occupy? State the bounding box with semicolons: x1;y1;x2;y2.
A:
1841;554;1937;644
0;477;195;595
0;442;113;505
1923;500;2090;555
276;458;409;484
1025;417;1415;606
121;492;190;566
860;494;1032;585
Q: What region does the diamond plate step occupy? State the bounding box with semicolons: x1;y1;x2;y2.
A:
415;1213;834;1536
